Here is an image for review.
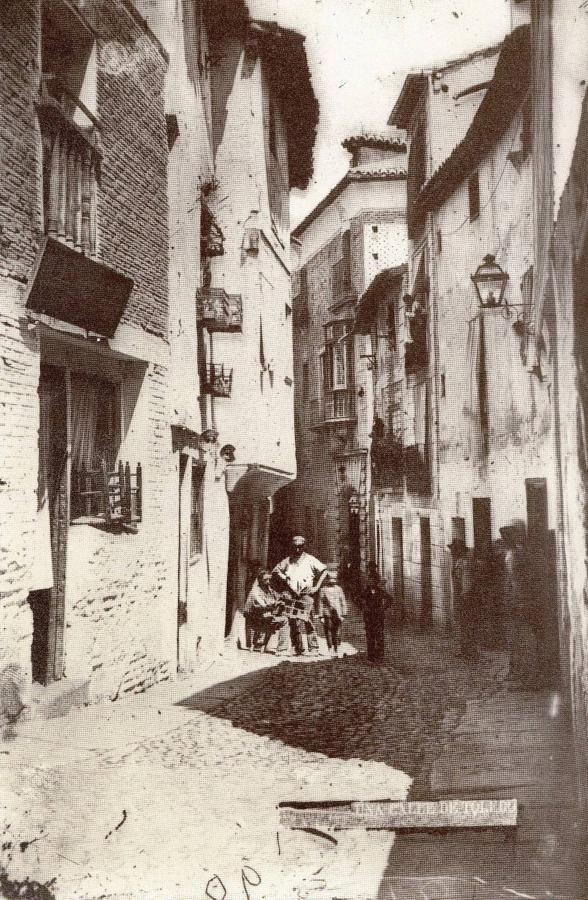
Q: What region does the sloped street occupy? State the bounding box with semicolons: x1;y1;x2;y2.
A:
4;615;577;900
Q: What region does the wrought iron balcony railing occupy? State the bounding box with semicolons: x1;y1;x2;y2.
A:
197;288;243;332
202;363;233;398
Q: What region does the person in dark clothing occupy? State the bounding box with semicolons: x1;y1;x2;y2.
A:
449;538;479;660
360;564;390;663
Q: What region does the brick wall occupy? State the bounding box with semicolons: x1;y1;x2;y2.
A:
90;0;169;338
0;2;175;696
0;0;42;283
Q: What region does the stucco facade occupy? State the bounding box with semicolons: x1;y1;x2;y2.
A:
376;24;562;642
531;0;588;804
278;134;408;574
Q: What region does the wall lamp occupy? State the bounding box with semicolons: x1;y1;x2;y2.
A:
471;254;509;308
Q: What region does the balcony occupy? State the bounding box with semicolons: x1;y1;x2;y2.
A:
319;389;356;425
202;363;233;398
197;288;243;332
37;75;101;258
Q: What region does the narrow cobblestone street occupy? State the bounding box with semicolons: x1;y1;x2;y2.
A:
0;616;527;900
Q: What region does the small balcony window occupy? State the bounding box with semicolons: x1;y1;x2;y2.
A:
202;363;233;398
196;288;242;332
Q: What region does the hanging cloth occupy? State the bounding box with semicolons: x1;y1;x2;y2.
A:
70;374;100;470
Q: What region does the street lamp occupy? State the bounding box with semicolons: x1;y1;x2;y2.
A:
471;254;509;308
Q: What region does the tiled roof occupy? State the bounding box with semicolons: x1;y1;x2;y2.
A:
348;166;407;180
342;130;407;153
415;25;530;215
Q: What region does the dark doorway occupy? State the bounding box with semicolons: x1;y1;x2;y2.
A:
392;517;404;602
30;365;68;684
348;498;361;574
472;497;492;552
420;516;432;628
525;478;560;687
526;477;548;540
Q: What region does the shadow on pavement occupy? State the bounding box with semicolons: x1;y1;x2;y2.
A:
176;626;506;782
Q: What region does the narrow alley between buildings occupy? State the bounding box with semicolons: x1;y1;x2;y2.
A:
1;613;585;900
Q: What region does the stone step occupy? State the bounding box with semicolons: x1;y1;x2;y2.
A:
26;678;90;720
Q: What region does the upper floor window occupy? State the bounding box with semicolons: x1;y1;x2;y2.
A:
42;0;96;123
468;171;480;221
264;86;289;240
331;230;352;300
302;362;310;401
321;322;354;392
40;1;99;256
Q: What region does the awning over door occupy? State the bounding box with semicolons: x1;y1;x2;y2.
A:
25;236;133;338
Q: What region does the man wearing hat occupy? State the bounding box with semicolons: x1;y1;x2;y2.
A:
273;536;328;655
449;537;478;660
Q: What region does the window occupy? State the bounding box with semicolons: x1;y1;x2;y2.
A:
264;88;289;238
451;516;466;546
42;0;96;121
302;362;310;401
190;461;205;557
472;497;492;552
69;374;142;525
322;322;353;392
40;2;98;254
331;230;352;299
468;171;480;221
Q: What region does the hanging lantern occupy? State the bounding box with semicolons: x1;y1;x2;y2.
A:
471;254;509;308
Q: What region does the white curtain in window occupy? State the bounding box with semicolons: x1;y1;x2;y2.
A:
71;375;99;470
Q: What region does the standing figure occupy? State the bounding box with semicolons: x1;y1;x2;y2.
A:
360;563;390;663
273;536;328;656
317;572;348;656
449;538;479;660
500;526;539;688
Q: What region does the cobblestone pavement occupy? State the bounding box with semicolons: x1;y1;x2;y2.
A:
0;623;508;900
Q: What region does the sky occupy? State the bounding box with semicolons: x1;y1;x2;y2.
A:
247;0;514;227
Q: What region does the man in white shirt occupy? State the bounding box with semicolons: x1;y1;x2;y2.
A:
273;536;328;655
